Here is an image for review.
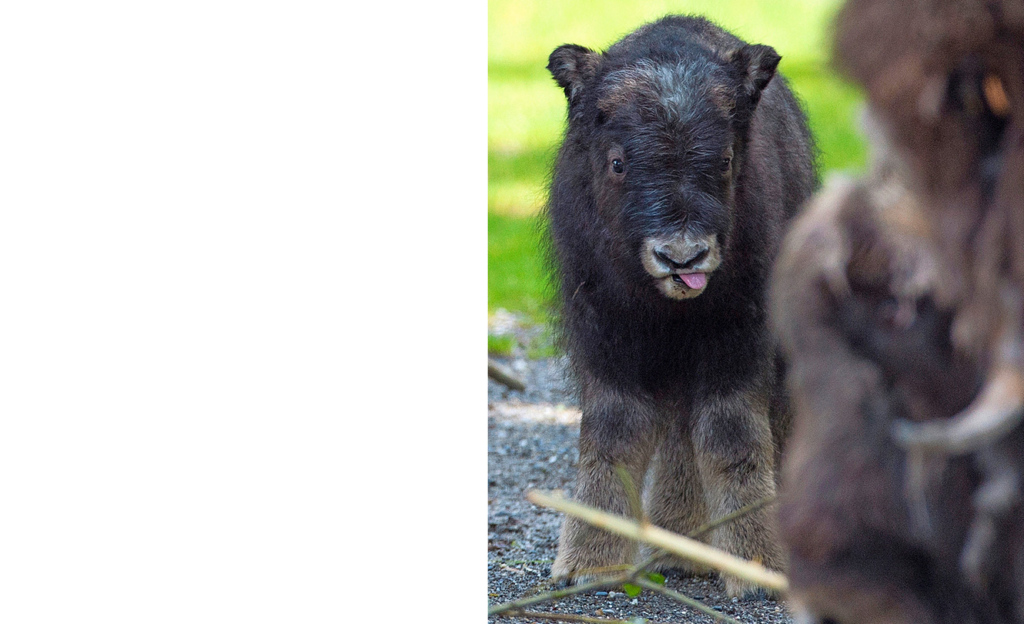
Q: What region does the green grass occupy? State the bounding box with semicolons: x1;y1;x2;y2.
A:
488;211;551;322
488;0;869;323
488;333;516;356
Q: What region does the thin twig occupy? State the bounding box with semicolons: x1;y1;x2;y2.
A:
631;549;670;576
687;496;777;540
489;576;630;616
614;464;645;522
502;609;650;623
527;490;789;593
635;578;744;624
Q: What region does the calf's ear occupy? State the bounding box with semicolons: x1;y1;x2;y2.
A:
729;44;781;104
548;44;601;107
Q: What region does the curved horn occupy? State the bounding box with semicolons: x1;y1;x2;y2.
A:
895;284;1024;454
893;365;1024;454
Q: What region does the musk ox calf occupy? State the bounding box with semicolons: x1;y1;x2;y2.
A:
544;15;816;597
773;0;1024;621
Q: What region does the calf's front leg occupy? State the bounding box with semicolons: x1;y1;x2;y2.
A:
551;379;663;582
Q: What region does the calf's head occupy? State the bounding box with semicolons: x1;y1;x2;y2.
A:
548;41;781;300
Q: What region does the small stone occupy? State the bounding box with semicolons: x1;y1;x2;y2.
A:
595;591;609;596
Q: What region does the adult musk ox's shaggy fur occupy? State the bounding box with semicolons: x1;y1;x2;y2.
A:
544;15;816;597
772;170;998;624
773;0;1024;621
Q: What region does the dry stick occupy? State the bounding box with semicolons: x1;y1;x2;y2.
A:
489;358;527;391
641;495;777;571
635;577;744;624
491;494;779;617
489;576;631;616
503;610;651;623
526;490;789;593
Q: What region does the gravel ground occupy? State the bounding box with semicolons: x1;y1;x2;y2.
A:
487;354;796;624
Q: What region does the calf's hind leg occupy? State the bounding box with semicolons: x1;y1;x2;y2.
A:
551;378;664;582
692;387;782;598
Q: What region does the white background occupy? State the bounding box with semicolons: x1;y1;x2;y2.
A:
0;1;485;620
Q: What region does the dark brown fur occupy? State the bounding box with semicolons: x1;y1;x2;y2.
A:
773;173;997;624
773;1;1024;621
544;15;817;597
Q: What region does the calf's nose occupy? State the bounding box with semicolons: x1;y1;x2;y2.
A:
655;244;709;270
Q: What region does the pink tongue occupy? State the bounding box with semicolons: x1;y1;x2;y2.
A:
680;272;707;289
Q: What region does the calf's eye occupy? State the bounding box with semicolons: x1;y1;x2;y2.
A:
612;158;625;174
721;157;732;172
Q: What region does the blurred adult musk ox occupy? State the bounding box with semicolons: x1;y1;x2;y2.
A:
544;15;816;597
772;0;1024;621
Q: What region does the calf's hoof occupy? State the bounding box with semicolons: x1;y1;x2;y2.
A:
723;576;778;601
551;529;635;584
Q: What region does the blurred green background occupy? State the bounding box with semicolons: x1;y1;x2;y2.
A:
488;0;868;350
